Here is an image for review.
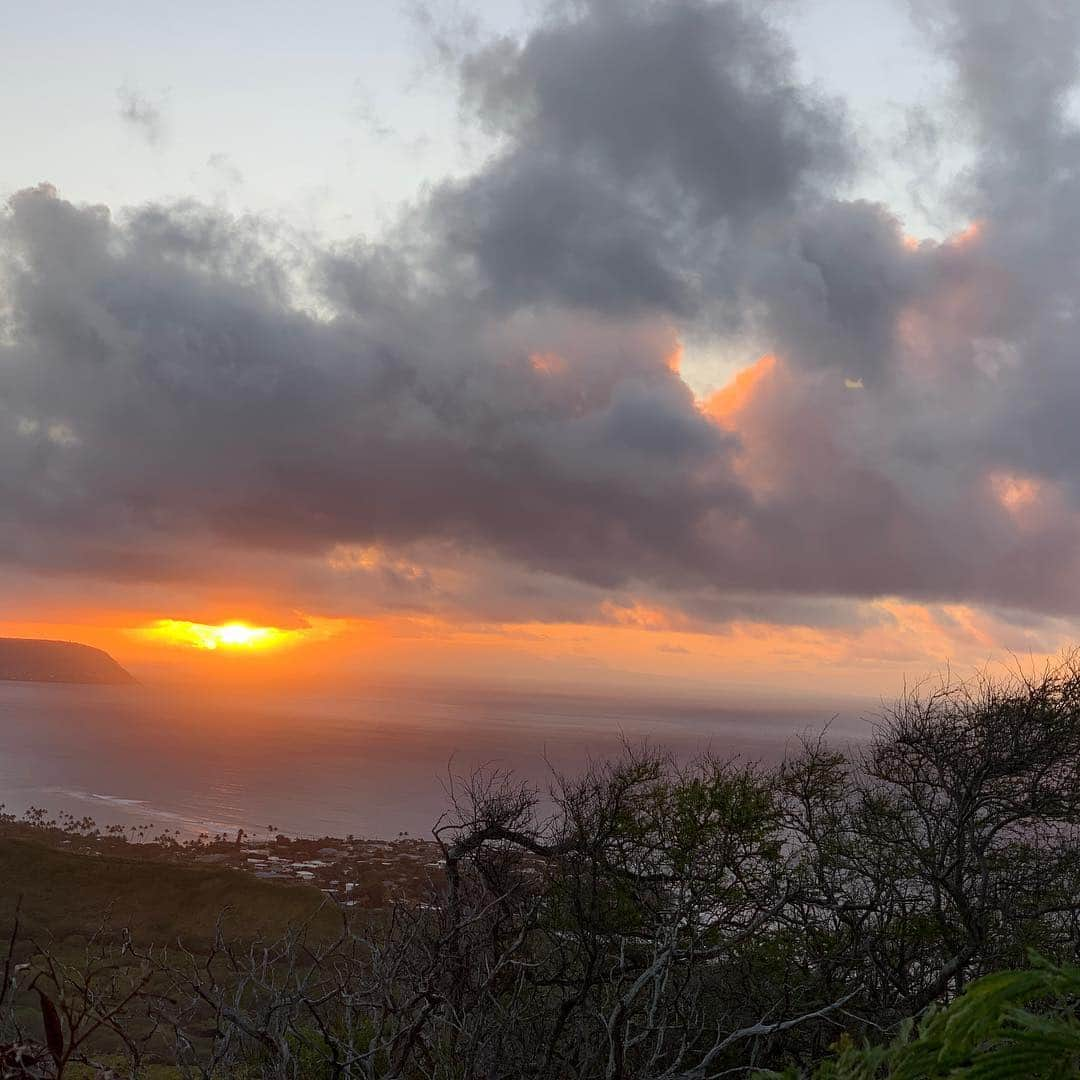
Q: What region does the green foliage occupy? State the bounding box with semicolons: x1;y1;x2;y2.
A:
758;955;1080;1079
231;1021;376;1079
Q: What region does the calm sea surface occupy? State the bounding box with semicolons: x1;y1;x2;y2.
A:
0;681;871;840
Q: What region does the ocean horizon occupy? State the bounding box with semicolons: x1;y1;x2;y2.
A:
0;679;871;841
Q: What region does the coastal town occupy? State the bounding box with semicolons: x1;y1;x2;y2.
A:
192;833;447;907
0;805;448;909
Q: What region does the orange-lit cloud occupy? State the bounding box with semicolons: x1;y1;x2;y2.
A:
901;220;983;253
948;219;984;248
988;470;1042;515
700;354;778;427
599;599;680;631
664;339;684;374
327;544;432;583
529;351;569;376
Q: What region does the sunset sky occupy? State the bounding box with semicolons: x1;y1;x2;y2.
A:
3;0;1080;697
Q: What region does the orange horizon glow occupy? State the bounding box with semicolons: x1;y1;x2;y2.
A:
2;592;1076;701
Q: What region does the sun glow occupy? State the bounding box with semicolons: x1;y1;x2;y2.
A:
137;619;301;651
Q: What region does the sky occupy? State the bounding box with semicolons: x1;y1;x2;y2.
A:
3;0;1080;696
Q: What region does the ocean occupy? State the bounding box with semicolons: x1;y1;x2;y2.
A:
0;680;871;840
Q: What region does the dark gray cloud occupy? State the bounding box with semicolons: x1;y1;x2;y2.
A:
426;153;693;315
459;0;851;220
431;0;853;321
5;0;1080;629
745;199;922;379
0;181;738;595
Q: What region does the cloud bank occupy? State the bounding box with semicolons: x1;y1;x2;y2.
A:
5;0;1080;667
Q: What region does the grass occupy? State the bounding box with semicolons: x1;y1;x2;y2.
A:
0;837;348;1074
0;835;340;951
66;1063;184;1079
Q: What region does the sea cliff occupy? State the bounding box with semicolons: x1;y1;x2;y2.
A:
0;637;136;685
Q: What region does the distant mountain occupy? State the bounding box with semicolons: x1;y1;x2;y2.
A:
0;638;137;685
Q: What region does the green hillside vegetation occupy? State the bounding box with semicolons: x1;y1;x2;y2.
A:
1;838;342;1078
0;837;335;950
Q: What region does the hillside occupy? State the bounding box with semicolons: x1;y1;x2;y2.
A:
0;835;341;1075
0;637;136;685
0;836;336;948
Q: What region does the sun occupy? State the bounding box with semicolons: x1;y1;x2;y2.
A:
136;619;298;651
213;622;276;648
